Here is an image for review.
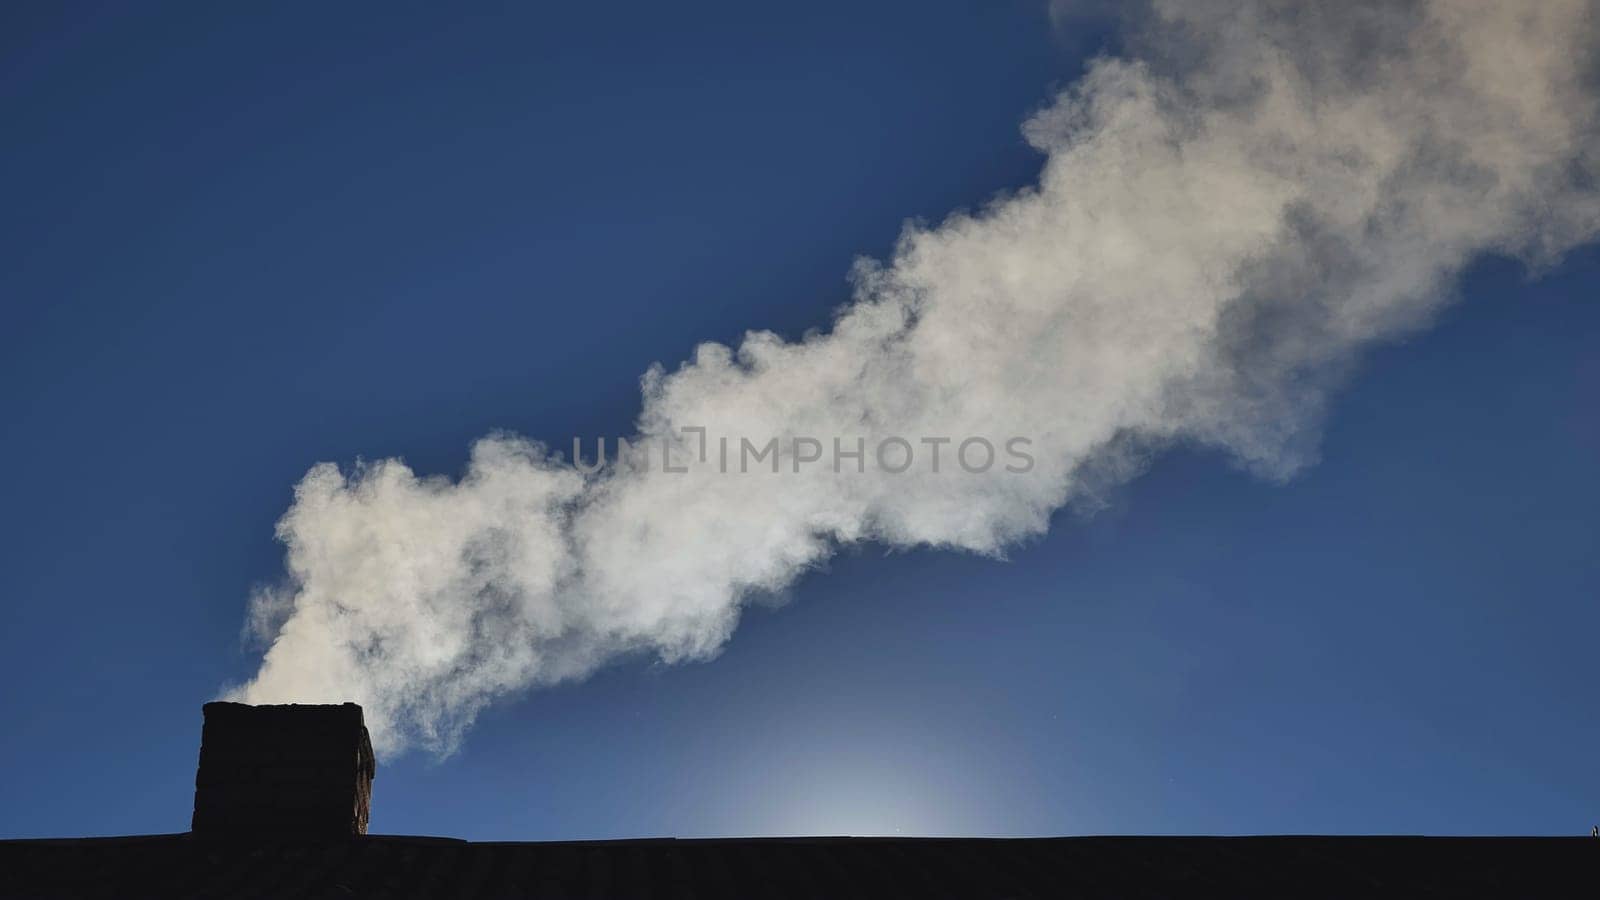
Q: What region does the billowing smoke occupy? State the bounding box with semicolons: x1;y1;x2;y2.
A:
231;0;1600;756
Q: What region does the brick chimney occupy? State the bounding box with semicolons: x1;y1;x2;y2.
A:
191;702;375;838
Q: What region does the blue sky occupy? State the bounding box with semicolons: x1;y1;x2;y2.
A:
2;1;1597;840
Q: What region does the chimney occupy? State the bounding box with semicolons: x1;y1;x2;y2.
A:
191;702;375;838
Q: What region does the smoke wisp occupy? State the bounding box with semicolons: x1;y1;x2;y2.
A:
232;0;1600;756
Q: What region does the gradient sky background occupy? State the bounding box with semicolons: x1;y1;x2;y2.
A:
2;1;1597;841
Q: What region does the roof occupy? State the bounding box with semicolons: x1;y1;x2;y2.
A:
1;833;1593;898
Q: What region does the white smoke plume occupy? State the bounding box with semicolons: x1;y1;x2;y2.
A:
232;0;1600;756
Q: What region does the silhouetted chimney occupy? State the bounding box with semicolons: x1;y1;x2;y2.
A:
191;702;375;838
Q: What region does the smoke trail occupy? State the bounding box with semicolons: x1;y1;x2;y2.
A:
231;0;1600;756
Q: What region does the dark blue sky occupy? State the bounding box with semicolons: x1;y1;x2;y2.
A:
2;1;1596;840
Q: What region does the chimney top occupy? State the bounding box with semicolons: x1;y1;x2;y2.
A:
192;702;375;838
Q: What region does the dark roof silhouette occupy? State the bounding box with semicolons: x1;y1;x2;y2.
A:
7;703;1593;897
2;832;1594;898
